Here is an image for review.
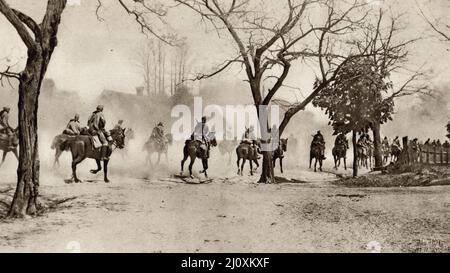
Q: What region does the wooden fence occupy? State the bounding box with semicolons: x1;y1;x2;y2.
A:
400;136;450;165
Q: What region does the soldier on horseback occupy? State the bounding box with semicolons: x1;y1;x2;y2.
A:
114;120;124;131
382;136;389;149
87;105;111;160
63;114;82;136
311;130;326;160
335;133;349;150
392;136;401;150
150;122;167;148
191;116;210;158
0;106;14;148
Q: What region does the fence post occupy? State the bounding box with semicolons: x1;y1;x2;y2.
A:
426;144;430;164
402;137;409;165
433;145;437;164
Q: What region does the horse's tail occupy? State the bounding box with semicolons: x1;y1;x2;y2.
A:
51;135;59;150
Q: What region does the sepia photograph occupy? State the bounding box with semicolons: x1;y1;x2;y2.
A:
0;0;449;258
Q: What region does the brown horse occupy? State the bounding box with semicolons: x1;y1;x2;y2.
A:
143;133;173;165
59;128;126;183
236;140;260;176
0;129;19;167
332;142;348;170
180;132;217;178
309;144;324;172
51;127;90;167
273;138;288;174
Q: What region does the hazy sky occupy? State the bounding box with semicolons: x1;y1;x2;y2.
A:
0;0;448;100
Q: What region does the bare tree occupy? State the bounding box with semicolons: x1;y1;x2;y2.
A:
0;0;171;218
176;0;375;183
417;1;450;42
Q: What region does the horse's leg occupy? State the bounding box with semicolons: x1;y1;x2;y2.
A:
202;159;208;178
90;159;102;174
240;159;246;176
314;158;317;172
188;155;195;179
72;157;84;183
249;158;253;176
236;157;241;175
180;153;187;176
334;155;337;169
253;157;259;170
54;148;62;167
319;159;323;172
309;154;313;169
280;157;283;174
103;159;110;183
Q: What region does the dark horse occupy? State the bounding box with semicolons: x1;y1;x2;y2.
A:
332;141;348;170
143;133;173;165
0;128;19;167
59;128;126;183
51;127;90;167
236;140;260;176
180;132;217;179
273;138;288;174
309;143;324;172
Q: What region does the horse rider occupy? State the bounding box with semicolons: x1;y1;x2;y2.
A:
270;124;281;152
392;136;401;150
88;105;111;160
335;133;349;150
63;114;81;136
241;125;260;158
192;116;210;158
357;134;367;151
150;122;167;147
0;106;14;147
312;130;326;160
382;136;389;149
114;120;124;131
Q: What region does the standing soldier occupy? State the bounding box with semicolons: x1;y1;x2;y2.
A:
88;105;110;160
63;114;81;135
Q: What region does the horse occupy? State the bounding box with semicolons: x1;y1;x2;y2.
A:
58;128;126;183
0;128;19;167
143;133;173;165
273;138;288;174
309;143;324;172
119;128;135;159
218;139;236;165
180;132;217;178
391;144;402;163
236;140;260;176
51;127;90;167
356;144;369;169
332;141;348;170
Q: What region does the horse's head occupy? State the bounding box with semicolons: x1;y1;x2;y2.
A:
208;132;217;147
280;138;288;152
110;128;126;149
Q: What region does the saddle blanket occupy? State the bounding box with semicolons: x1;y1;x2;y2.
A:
92;135;102;149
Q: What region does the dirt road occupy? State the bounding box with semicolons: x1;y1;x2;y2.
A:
1;163;449;253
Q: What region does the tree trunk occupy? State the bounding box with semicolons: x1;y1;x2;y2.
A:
372;121;382;168
352;130;358;177
8;57;43;217
259;150;274;183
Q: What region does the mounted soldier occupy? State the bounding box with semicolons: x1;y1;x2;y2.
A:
114;120;124;131
335;133;349;150
382;136;389;149
311;130;326;160
63;114;82;136
0;106;15;148
150;122;167;148
191;116;210;158
87;105;111;160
